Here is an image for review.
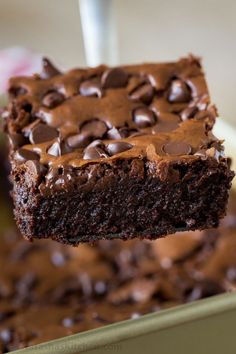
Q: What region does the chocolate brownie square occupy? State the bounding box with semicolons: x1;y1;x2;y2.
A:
4;56;234;244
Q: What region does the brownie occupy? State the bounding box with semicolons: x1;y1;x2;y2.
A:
1;190;236;352
4;56;234;244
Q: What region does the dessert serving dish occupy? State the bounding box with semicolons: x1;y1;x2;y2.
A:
14;291;236;354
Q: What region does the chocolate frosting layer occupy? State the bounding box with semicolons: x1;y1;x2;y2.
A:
6;55;223;179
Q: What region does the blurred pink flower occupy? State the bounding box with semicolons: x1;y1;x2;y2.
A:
0;47;41;94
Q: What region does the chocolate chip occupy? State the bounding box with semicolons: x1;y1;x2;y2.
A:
66;134;91;149
15;148;39;162
86;139;103;148
83;146;108;160
47;141;62;156
9;86;27;98
101;68;128;89
162;141;192;156
83;141;108;160
107;127;123;140
80;119;107;139
60;141;73;155
42;91;65;108
107;127;131;140
41;58;61;79
22;119;41;138
168;80;191;103
133;107;157;128
8;133;26;149
181;106;198;121
106;142;133;156
155;120;179;133
68;119;107;150
29;123;58;144
80;79;102;98
129;84;154;104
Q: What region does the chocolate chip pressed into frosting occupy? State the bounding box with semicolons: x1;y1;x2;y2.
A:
47;141;62;157
83;141;108;160
40;57;61;79
101;68;129;89
129;83;154;104
15;148;40;162
66;133;90;149
133;107;157;128
106;142;133;156
162;141;192;156
80;119;108;139
168;79;191;103
80;79;102;98
42;91;65;108
29;123;59;145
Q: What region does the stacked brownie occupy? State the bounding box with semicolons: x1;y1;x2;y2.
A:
4;56;234;244
1;191;236;352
